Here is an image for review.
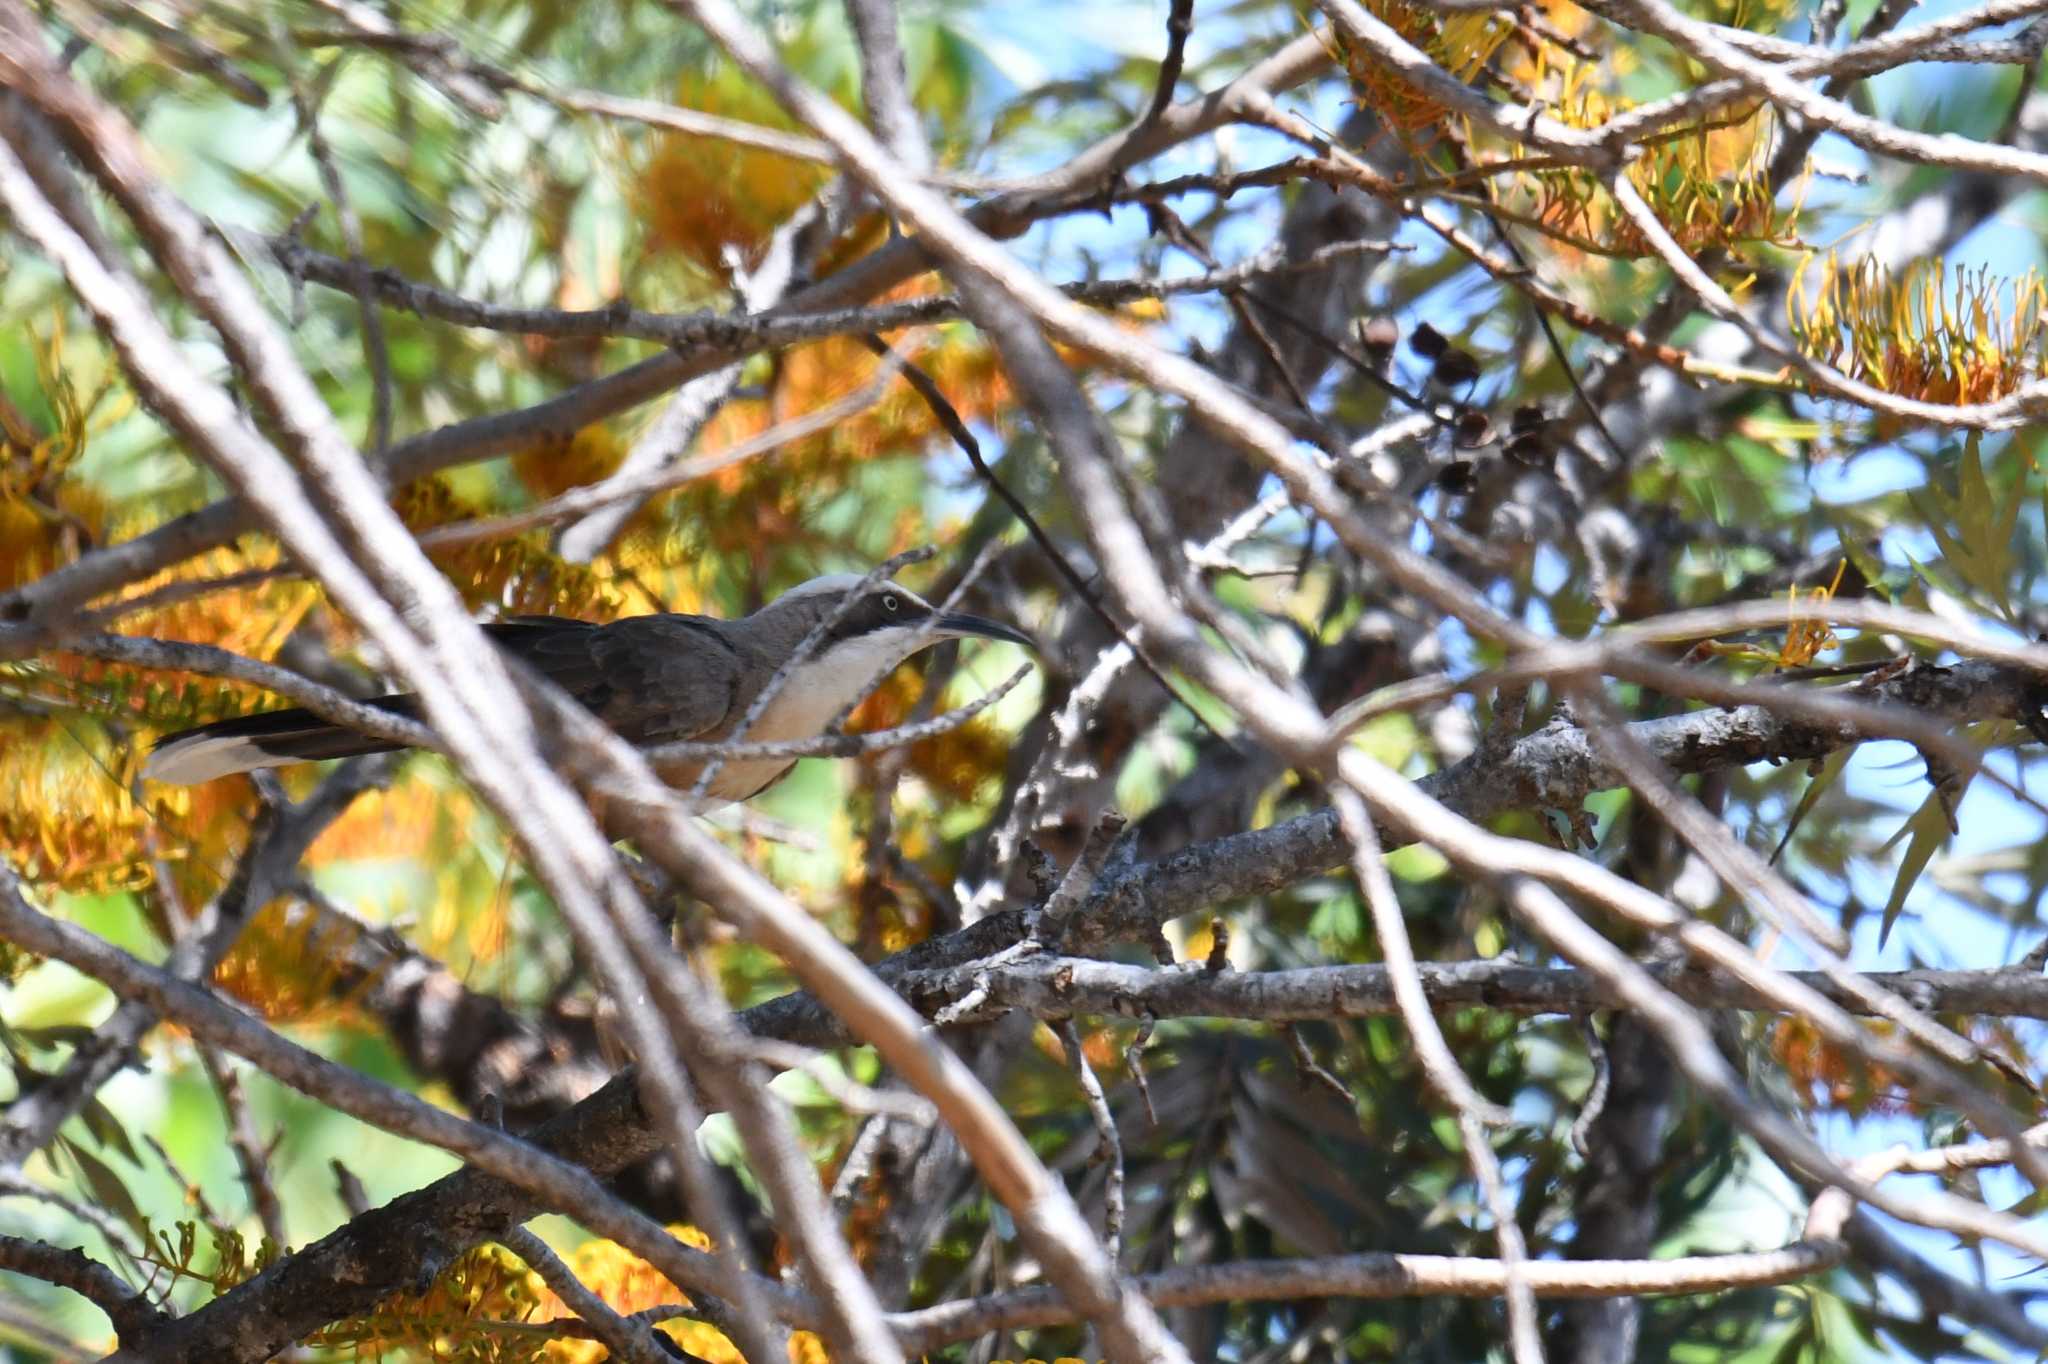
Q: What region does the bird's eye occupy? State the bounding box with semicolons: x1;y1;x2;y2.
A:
882;594;900;612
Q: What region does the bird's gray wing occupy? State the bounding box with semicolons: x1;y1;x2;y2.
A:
482;617;607;691
580;614;741;743
145;614;730;783
149;617;610;782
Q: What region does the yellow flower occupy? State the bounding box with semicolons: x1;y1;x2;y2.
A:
1693;560;1845;669
1790;253;2048;410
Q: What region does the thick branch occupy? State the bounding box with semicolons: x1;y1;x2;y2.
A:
889;1236;1846;1355
1082;657;2047;953
0;1232;165;1344
922;956;2048;1025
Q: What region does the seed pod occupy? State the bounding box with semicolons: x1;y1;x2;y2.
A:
1511;404;1547;433
1360;315;1400;364
1409;321;1448;359
1438;459;1478;495
1453;409;1493;448
1432;348;1480;389
1504;432;1553;469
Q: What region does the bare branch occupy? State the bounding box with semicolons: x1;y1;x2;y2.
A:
889;1231;1849;1355
1592;0;2048;189
929;954;2048;1025
1056;1019;1127;1264
0;1232;164;1345
272;28;395;452
842;0;927;171
501;1226;679;1364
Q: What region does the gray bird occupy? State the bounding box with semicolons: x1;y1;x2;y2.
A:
143;574;1032;803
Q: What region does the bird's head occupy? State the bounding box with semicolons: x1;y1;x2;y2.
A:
762;573;1033;691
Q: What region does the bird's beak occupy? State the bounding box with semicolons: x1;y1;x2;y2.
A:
936;612;1034;649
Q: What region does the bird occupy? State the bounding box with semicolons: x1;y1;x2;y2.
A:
142;574;1033;803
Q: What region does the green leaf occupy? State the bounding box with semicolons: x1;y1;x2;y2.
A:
1767;1313;1817;1364
1917;436;2021;619
59;1135;149;1242
78;1094;141;1168
1771;747;1852;865
1878;789;1953;947
1824;514;1890;602
1898;547;1966;610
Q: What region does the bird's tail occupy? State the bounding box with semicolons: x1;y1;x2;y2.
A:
144;698;418;784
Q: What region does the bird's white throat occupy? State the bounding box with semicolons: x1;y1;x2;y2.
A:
683;632;927;802
745;628;932;743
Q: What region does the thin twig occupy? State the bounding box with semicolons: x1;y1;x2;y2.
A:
1057;1020;1127;1263
273;27;395;451
1109;0;1195;175
419;369;890;549
501;1226;682;1364
743;1039;939;1122
1332;787;1540;1364
200;1048;288;1246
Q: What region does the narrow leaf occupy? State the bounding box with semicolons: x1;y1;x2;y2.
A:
60;1135;150;1242
1879;789;1952;947
1771;747;1852;866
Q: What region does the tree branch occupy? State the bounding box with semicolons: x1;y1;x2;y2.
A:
926;954;2048;1026
889;1230;1848;1356
0;1232;165;1345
